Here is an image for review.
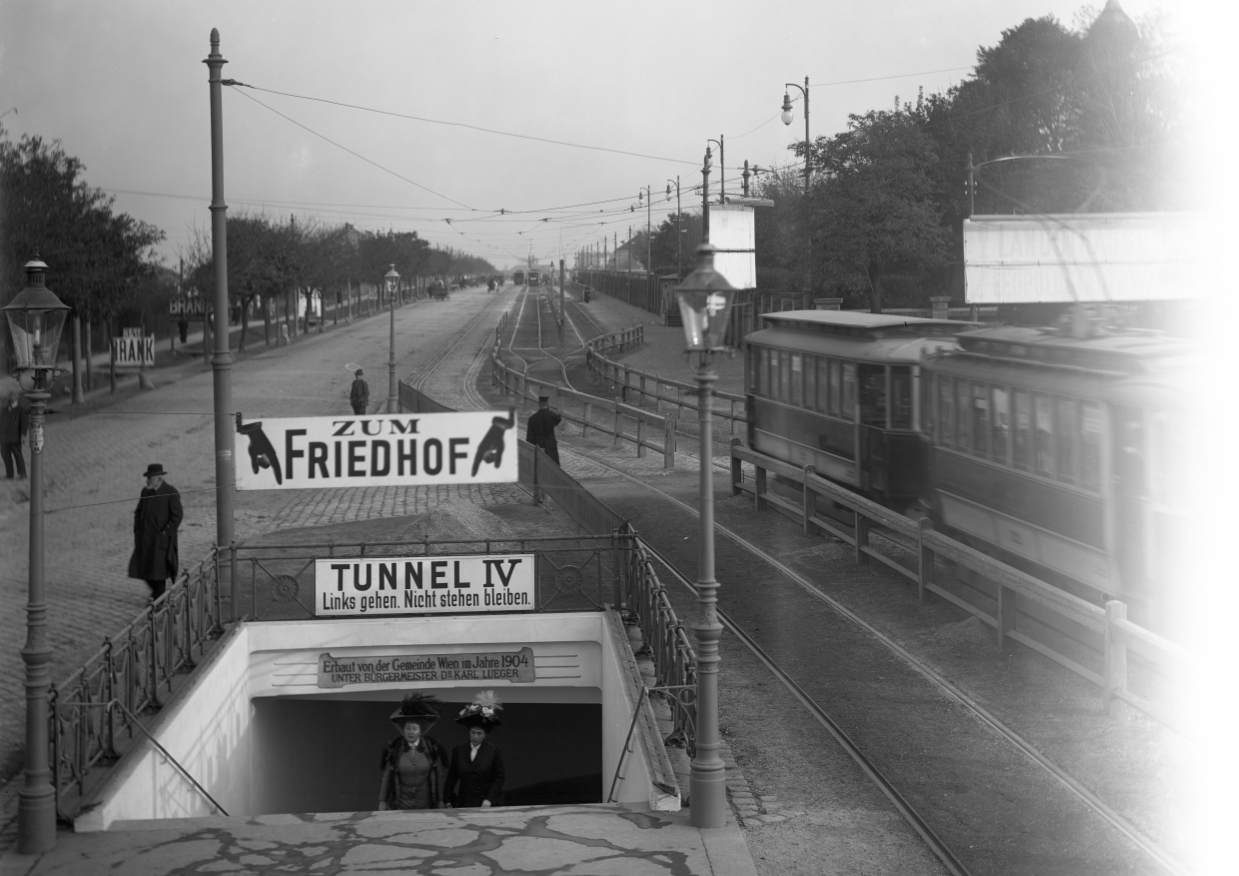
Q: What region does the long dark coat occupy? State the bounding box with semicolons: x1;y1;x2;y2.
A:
127;482;183;581
525;408;562;465
379;734;447;810
444;741;505;807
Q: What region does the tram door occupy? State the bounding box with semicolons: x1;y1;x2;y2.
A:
1112;405;1147;597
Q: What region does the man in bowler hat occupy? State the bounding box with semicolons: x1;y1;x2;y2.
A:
127;464;183;600
525;395;562;465
350;369;369;415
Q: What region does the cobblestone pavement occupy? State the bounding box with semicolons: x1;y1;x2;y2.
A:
0;287;517;783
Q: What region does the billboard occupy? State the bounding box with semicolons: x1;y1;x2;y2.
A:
314;554;536;617
963;212;1208;304
234;410;518;490
709;205;756;289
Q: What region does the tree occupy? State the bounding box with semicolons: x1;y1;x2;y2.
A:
799;109;951;312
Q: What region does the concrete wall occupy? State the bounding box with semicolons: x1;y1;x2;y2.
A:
77;610;676;830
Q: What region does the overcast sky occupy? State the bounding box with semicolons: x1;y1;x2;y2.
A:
0;0;1207;271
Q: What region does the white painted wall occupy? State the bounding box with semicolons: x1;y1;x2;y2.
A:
76;610;677;830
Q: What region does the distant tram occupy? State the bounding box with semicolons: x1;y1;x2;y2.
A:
513;270;525;285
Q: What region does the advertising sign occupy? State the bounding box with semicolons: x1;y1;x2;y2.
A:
317;647;535;688
709;205;756;289
963;212;1207;304
169;293;209;318
235;410;517;490
313;554;536;616
112;332;154;367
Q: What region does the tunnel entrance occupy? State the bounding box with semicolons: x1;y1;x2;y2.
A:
251;695;602;814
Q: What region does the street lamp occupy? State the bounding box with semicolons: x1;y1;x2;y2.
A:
673;243;735;829
384;264;400;414
701;147;713;243
4;258;70;854
665;177;682;277
782;76;812;300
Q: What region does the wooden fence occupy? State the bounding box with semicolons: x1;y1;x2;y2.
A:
729;440;1192;732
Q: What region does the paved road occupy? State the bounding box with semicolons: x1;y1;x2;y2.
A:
0;287;520;782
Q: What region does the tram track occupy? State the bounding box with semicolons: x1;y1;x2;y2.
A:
573;448;1186;876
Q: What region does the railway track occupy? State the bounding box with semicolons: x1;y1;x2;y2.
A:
440;292;1187;876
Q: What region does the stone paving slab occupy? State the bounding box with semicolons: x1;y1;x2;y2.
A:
0;804;756;876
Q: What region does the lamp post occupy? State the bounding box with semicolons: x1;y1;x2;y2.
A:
673;243;736;829
384;264;400;414
782;77;812;299
638;186;652;276
707;137;724;205
4;259;70;854
665;177;682;277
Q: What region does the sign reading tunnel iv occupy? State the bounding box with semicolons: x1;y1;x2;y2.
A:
234;410;518;489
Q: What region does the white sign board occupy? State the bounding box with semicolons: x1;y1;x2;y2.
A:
235;411;518;490
314;554;536;616
963;212;1208;304
709;205;756;289
112;335;154;367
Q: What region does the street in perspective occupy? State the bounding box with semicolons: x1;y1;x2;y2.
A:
0;3;1230;875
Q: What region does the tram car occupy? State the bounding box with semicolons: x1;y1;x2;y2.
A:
513;270;525;285
921;324;1193;611
744;311;974;505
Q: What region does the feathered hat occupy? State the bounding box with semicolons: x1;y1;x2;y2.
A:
455;690;503;729
389;692;442;729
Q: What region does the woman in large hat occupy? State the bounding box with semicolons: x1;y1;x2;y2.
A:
444;691;506;808
378;693;448;810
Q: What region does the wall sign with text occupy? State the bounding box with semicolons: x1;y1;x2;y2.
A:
235;410;517;490
317;647;535;688
313;554;536;617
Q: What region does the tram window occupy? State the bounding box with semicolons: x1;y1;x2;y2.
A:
842;363;857;420
956;380;970;451
1034;395;1053;476
748;349;760;394
778;352;791;403
1013;390;1031;469
1056;398;1078;484
1149;414;1183;508
790;353;803;408
990;387;1010;464
859;365;887;427
1080;402;1102;491
939;376;954;446
804;355;816;411
829;360;841;417
816;358;830;412
891;367;912;430
971;384;990;457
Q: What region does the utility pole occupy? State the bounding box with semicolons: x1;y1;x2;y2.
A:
205;29;235;604
558;259;565;346
702;147;712;243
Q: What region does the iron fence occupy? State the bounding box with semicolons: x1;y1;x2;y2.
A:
48;548;223;819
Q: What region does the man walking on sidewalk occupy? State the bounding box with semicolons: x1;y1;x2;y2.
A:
525;395;562;466
0;391;28;479
350;368;370;415
127;463;183;601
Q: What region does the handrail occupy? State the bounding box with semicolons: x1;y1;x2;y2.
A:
61;700;228;816
607;683;693;804
730;439;1189;731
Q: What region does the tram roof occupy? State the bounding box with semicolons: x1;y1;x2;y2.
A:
954;325;1192;373
756;310;975;337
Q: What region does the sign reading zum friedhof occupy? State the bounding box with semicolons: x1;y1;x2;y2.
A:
313;554;536;617
235;411;517;490
317;648;535;688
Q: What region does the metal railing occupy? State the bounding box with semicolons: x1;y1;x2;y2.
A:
729;439;1193;732
48;548;224;818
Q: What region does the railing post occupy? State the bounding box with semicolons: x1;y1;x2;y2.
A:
639;374;647;407
855;511;869;564
997;584;1017;650
1104;600;1127;713
621;367;629;404
730;439;742;497
917;518;934;603
613;402;622;450
229;541;238;626
532;447;542;505
729;399;737;435
754;463;766;512
664;417;676;470
636;416;645;459
802;466;816;536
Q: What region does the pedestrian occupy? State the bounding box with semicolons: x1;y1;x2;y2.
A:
126;463;183;601
0;391;28;480
350;368;369;415
444;692;505;809
525;395;562;465
379;693;449;811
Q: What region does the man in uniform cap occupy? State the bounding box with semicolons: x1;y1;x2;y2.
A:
525;395;562;465
127;463;182;601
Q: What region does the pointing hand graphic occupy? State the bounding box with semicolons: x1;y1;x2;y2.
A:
237;419;283;485
471;408;515;477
